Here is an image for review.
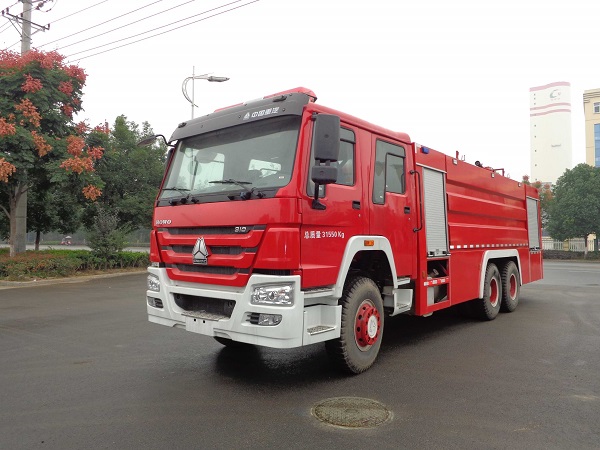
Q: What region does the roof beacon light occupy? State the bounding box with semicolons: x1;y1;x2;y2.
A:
264;87;317;102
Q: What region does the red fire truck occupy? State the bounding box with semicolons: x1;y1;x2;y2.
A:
144;87;543;374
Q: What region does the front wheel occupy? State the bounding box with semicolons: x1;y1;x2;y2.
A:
325;276;384;374
473;263;502;321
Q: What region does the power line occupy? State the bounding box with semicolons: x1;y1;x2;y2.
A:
0;1;19;34
38;0;165;48
48;0;200;51
2;1;107;46
0;1;20;11
65;0;258;62
0;22;12;35
49;0;108;25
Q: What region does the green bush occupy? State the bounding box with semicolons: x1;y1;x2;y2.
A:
543;250;600;260
0;249;148;280
0;252;82;279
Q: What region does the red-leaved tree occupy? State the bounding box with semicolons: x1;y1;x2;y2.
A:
0;49;103;256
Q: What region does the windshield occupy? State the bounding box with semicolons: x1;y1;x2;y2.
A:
159;116;301;201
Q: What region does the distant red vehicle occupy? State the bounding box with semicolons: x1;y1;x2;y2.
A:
144;87;543;373
61;236;72;245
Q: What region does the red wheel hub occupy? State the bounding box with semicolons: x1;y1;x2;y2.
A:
509;274;517;299
355;300;381;349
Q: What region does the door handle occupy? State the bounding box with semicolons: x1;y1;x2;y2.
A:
352;200;361;210
404;206;411;214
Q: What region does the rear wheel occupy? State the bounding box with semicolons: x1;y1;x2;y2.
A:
473;263;502;321
325;276;384;374
500;261;520;312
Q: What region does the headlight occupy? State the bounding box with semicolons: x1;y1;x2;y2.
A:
251;284;294;306
147;274;160;292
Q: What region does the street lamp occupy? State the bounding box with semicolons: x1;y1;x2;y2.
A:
182;68;229;119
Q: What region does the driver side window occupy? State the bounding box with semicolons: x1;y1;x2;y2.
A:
307;126;355;196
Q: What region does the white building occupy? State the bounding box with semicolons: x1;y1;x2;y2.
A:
529;82;572;184
583;88;600;168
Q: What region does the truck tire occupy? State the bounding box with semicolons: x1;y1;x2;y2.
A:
473;263;502;321
500;261;520;312
325;276;384;374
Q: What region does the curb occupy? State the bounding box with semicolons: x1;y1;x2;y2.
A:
0;269;146;290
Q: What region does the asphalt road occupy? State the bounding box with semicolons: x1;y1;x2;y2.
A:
1;261;599;449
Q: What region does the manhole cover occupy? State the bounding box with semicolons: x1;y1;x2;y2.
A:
312;397;391;428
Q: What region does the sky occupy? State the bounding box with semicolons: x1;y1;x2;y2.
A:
1;0;599;180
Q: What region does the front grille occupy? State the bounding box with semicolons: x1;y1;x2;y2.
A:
168;245;254;255
253;269;292;276
174;293;235;318
211;246;257;255
169;264;238;275
160;225;266;235
158;224;267;285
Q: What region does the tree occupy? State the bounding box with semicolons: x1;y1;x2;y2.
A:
0;50;103;256
87;205;131;266
27;182;82;250
531;180;553;229
82;115;165;230
523;175;553;229
546;164;600;257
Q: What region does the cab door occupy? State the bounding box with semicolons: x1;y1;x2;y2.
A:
368;137;417;279
300;125;369;289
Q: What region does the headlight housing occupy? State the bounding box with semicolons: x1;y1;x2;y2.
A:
251;284;294;306
147;274;160;292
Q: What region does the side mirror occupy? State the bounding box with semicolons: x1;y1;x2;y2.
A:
312;114;340;163
311;114;340;186
137;134;170;147
311;165;337;184
310;114;340;210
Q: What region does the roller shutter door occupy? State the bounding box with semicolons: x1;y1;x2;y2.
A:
527;197;541;250
423;168;448;256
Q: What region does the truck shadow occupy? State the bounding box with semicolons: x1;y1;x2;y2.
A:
213;305;480;386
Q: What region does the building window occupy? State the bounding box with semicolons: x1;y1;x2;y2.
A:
594;102;600;114
595;124;600;167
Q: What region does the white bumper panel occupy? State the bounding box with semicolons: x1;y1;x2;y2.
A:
146;267;340;348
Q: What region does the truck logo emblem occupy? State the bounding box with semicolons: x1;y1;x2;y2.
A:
192;237;209;265
243;107;279;121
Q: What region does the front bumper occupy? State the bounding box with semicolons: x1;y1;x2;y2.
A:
146;267;341;348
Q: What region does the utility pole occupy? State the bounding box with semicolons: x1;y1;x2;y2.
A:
21;0;32;53
12;1;33;254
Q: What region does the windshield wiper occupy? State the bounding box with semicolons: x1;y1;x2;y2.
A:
209;179;265;200
163;186;190;194
162;186;191;205
209;179;251;188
